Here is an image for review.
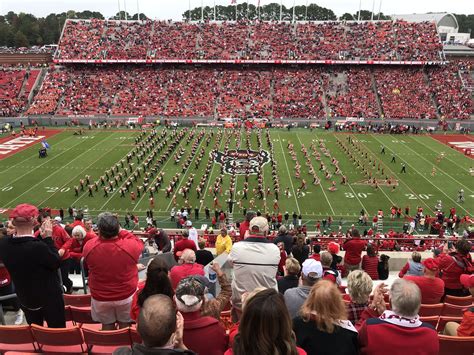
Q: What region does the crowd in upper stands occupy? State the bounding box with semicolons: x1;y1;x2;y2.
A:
0;204;472;355
56;19;443;62
21;64;473;119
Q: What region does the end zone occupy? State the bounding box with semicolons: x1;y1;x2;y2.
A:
0;129;62;160
431;134;474;159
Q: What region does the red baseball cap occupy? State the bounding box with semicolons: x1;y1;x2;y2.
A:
460;274;474;289
9;204;39;220
422;258;439;271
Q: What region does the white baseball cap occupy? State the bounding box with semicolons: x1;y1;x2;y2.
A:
302;259;323;280
185;220;192;227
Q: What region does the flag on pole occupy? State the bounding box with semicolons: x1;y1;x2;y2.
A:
41;140;50;149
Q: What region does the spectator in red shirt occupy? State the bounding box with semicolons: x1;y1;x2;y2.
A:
174;230;197;261
404;258;445;304
346;270;373;325
356;280;439;355
83;212;144;330
170;249;205;290
444;274;474;336
175;276;228;355
438;239;473;296
343;229;367;272
68;225;96;275
310;244;321;261
130;258;174;322
361;244;379;280
239;211;256;240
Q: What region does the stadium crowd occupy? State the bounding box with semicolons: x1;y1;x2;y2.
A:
0;203;472;355
14;64;472;119
56;20;443;62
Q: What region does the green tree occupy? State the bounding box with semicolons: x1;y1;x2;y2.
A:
0;22;15;46
455;14;474;38
14;30;29;47
131;13;149;20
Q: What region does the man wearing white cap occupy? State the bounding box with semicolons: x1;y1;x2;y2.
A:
186;220;199;249
229;216;280;320
284;258;323;319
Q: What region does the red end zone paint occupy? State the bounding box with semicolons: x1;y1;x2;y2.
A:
0;129;62;160
431;134;474;159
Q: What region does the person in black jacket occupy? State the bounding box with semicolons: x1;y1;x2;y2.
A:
195;239;214;267
149;228;171;253
277;257;300;294
273;225;294;255
0;204;65;328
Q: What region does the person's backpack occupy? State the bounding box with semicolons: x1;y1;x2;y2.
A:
378;254;390;280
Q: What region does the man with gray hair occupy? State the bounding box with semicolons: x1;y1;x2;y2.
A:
170;249;204;289
83;212;144;330
273;225;293;254
356;279;439;355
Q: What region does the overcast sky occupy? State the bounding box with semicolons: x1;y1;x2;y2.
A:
1;0;472;20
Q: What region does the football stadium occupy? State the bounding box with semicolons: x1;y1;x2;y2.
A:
0;1;473;354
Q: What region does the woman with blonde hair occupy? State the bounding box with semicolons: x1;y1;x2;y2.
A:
293;280;358;355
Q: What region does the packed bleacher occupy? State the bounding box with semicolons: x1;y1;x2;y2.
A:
0;205;473;355
55;19;443;62
0;68;27;117
20;64;472;119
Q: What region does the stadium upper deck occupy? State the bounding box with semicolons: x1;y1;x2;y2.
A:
54;19;444;64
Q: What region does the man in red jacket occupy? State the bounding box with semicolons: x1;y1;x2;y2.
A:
174;230;197;261
343;229;367;273
83;212;143;330
404;258;445;304
170;249;205;289
175;276;228;355
437;239;472;296
357;279;439;355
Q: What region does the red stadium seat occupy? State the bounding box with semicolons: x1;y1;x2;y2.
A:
64;293;92;307
436;316;463;332
69;306;100;327
130;326;142;344
443;295;473;307
82;326;132;354
419;303;444;317
438;334;474;355
0;325;38;353
441;303;467;317
30;324;86;353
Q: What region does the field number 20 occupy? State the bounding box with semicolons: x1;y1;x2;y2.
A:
345;192;370;199
45;187;71;193
405;193;433;200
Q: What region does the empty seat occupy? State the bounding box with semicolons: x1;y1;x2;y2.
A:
64;293;91;307
441;303;467;317
82;326;132;354
419;303;444;317
0;325;38;353
443;295;473;307
30;324;86;353
438;334;474;355
69;306;100;327
419;316;439;329
436;316;463;333
130;326;142;344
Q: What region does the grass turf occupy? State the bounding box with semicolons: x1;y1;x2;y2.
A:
0;127;472;230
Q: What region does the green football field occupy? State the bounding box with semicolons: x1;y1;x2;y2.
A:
0;127;472;230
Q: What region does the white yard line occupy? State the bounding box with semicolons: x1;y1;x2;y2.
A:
371;135;469;215
316;133;370;215
4;133;113;207
3;135;86;187
199;130;227;212
0;133;71;175
278;132;301;215
164;130;207;211
402;135;471;190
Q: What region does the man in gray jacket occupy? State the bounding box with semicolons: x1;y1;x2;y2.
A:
284;258;322;319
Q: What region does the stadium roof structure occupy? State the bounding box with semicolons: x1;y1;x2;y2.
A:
391;13;459;32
